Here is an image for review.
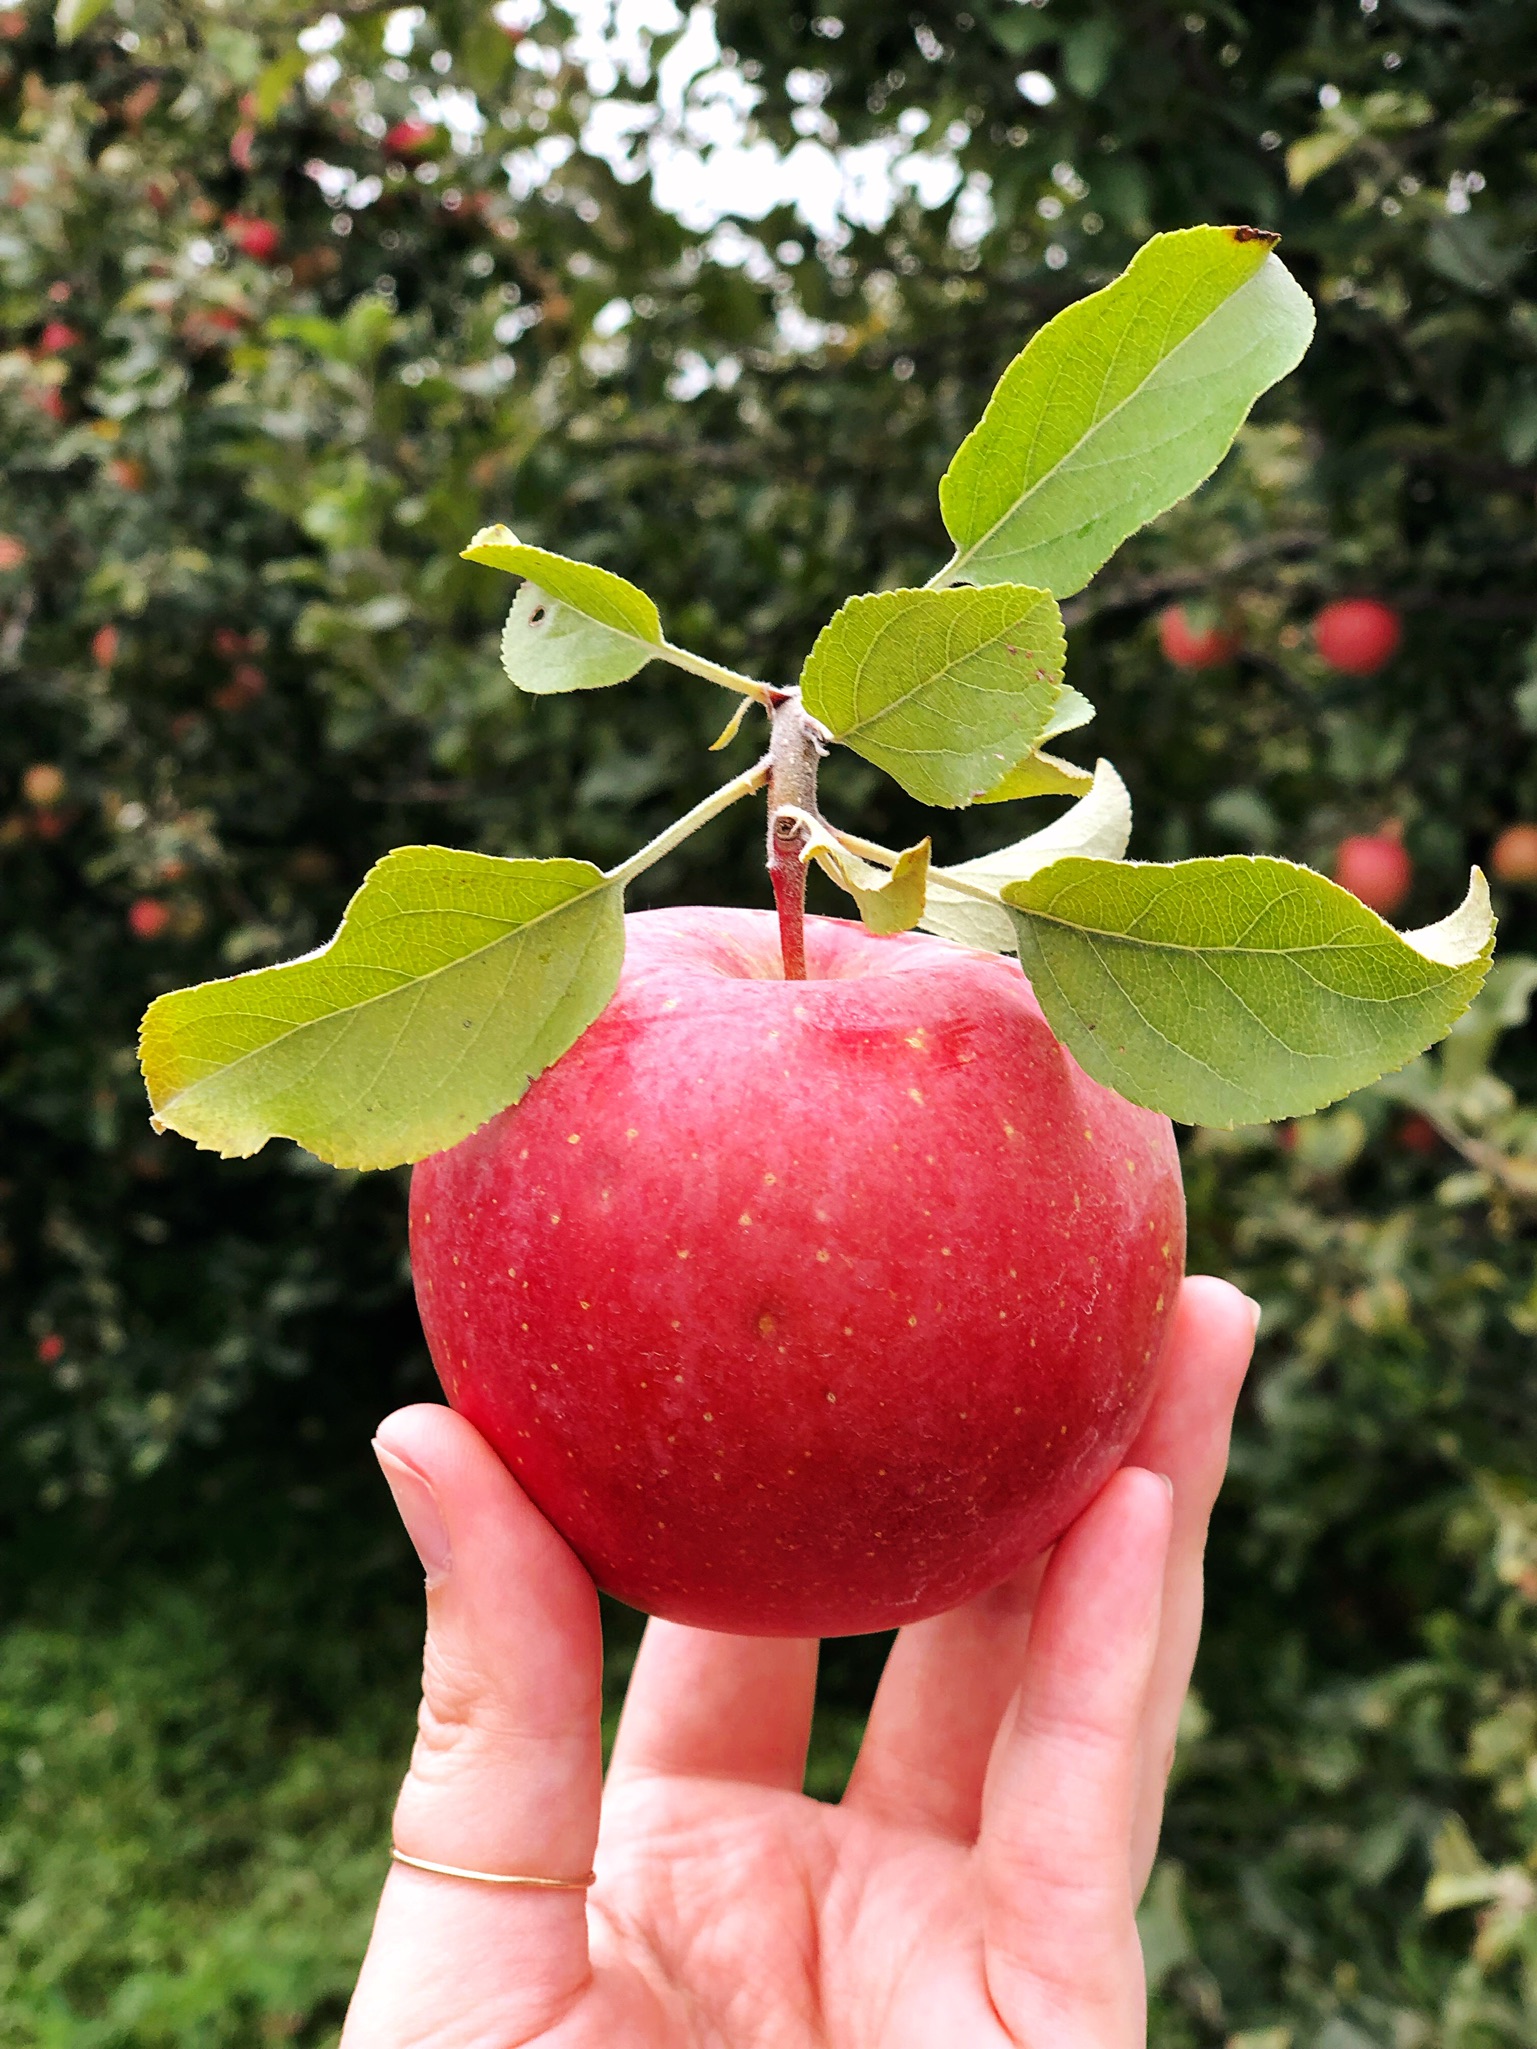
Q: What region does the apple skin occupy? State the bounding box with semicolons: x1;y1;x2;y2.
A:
1491;824;1537;887
1157;603;1240;670
1333;832;1412;917
410;907;1185;1637
1313;598;1401;676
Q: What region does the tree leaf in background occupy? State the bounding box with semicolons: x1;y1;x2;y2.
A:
922;760;1131;952
1003;857;1493;1126
462;525;663;693
937;226;1316;597
139;850;625;1169
798;583;1065;807
54;0;114;43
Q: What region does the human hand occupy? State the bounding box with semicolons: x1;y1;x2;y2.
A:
342;1275;1256;2049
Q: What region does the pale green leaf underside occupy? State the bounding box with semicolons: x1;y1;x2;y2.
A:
463;525;662;695
923;760;1131;953
938;226;1316;598
798;583;1066;808
976;749;1094;805
139;849;625;1169
1041;685;1096;742
1003;855;1493;1127
500;581;653;694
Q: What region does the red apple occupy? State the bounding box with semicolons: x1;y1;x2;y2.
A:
1333;831;1412;917
1397;1114;1440;1156
128;896;172;939
1313;597;1401;675
1491;823;1537;887
410;907;1185;1637
36;1333;65;1364
212;662;266;711
1157;603;1240;670
384;118;434;157
91;622;119;668
37;320;80;354
224;213;281;263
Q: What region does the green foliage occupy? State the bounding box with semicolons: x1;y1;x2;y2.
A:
141;852;625;1167
1005;859;1494;1127
937;228;1315;598
4;0;1537;2039
798;582;1065;805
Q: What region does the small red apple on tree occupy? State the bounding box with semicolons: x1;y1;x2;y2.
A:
137;228;1495;1636
1313;597;1401;675
384;118;434;157
36;319;80;354
224;213;281;263
1333;826;1413;918
129;897;172;939
1156;602;1240;669
1491;823;1537;887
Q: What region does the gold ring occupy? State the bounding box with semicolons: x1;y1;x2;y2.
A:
390;1847;596;1890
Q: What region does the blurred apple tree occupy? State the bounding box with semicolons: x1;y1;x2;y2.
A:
3;0;1537;2041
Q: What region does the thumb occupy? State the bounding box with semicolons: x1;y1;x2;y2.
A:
342;1404;602;2048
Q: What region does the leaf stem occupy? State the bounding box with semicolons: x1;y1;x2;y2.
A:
604;758;770;891
923;549;964;592
656;640;776;704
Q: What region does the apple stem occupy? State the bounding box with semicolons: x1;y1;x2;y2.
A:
766;690;828;981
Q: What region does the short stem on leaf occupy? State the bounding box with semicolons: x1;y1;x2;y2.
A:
766;691;828;981
657;640;775;705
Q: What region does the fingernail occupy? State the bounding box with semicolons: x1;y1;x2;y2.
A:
373;1440;453;1586
1245;1294;1263;1334
1154;1471;1174;1499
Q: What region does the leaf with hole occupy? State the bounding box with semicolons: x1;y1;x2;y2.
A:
1002;856;1494;1126
798;584;1065;808
923;760;1131;953
139;849;625;1169
938;225;1315;597
463;525;663;694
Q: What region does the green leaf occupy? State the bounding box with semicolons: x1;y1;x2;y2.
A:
462;524;663;694
1286;127;1358;191
1041;684;1096;742
806;830;932;936
139;850;624;1169
1003;858;1494;1127
937;226;1315;598
55;0;114;41
976;749;1094;804
923;759;1131;953
253;49;309;124
798;584;1065;808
